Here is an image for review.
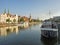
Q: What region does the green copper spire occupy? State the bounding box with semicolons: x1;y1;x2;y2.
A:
29;13;32;22
4;9;6;14
30;13;31;18
8;9;9;14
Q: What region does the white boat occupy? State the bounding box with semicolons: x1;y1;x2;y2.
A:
17;22;24;26
41;21;58;38
17;22;29;27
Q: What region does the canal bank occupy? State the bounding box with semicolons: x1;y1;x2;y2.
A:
0;22;40;27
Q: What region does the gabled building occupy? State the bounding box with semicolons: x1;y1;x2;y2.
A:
0;9;18;23
22;16;29;22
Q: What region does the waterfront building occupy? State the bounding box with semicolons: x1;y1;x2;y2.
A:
22;16;29;22
22;16;29;27
0;9;18;23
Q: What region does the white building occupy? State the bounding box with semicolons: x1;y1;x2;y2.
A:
0;10;18;23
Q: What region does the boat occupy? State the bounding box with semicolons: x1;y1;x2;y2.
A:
41;20;58;38
17;21;29;27
17;22;24;26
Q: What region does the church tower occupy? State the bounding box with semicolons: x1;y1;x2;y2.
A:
3;9;6;14
7;9;9;15
29;13;32;22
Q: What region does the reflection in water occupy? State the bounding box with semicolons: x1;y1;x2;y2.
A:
0;26;18;36
0;25;29;36
0;24;59;45
41;35;58;45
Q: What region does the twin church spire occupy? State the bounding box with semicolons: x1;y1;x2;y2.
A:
3;9;10;14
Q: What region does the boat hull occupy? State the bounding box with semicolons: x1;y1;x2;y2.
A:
41;28;58;38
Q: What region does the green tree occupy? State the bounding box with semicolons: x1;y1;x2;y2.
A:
13;19;16;23
6;18;11;23
20;18;24;22
18;18;21;22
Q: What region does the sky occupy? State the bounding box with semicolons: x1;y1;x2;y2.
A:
0;0;60;20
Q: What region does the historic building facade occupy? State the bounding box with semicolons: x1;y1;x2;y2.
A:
0;10;18;23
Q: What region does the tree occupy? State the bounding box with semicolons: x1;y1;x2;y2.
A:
13;19;16;23
6;18;11;23
18;18;21;22
20;18;24;22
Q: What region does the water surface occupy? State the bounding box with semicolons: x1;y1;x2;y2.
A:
0;24;59;45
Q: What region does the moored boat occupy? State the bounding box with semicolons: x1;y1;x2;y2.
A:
41;21;58;38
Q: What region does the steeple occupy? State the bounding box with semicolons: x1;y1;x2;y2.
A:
30;13;31;19
8;9;9;14
29;13;32;21
3;9;6;14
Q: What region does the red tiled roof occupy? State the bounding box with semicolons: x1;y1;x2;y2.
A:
22;16;29;21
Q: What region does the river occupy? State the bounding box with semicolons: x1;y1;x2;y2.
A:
0;24;59;45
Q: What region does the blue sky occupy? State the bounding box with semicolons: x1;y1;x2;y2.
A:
0;0;60;20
